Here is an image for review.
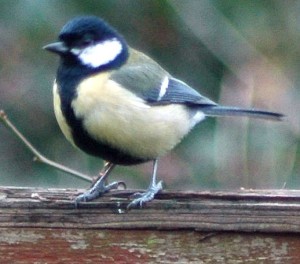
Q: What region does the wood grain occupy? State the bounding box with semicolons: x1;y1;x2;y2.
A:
1;228;299;263
1;187;300;262
0;187;300;232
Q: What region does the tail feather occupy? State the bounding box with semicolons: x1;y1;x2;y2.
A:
201;106;284;121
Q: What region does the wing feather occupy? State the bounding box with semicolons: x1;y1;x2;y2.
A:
110;48;216;107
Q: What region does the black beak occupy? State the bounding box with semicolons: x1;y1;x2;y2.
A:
43;41;69;55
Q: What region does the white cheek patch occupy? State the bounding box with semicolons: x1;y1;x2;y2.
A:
73;38;123;68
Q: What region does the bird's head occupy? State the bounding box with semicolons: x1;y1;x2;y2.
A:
44;16;128;70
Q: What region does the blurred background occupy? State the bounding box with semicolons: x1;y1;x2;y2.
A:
0;0;298;191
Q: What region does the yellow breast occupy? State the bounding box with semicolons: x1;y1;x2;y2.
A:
71;73;197;159
53;82;75;146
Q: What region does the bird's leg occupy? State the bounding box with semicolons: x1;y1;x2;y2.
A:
127;159;163;209
75;162;125;205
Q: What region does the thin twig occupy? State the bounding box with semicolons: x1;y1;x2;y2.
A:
0;110;92;183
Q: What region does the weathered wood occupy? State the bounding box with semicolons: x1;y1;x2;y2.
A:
1;186;300;262
0;186;300;232
1;228;300;263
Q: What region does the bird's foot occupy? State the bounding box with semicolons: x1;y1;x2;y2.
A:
127;180;163;209
75;178;126;206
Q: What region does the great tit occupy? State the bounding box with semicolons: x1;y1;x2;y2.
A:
44;16;283;208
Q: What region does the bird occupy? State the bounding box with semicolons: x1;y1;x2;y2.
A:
43;16;284;209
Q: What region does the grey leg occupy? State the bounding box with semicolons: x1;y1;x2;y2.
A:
127;159;163;209
75;162;124;205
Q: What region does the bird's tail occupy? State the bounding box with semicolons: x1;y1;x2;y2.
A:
201;106;284;121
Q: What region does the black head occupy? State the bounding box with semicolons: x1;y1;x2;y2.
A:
44;16;128;71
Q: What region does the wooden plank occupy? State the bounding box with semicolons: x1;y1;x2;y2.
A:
0;228;300;263
0;186;300;232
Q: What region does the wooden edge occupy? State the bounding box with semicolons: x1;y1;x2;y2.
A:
0;186;300;232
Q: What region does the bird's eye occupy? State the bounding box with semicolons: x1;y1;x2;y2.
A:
79;34;94;47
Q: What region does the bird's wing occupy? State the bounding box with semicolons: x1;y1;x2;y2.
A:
110;50;216;107
109;53;283;121
150;77;217;106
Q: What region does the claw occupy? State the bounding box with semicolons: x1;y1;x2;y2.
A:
130;192;143;199
74;162;119;207
127;180;163;210
75;180;122;205
116;181;127;190
127;160;163;210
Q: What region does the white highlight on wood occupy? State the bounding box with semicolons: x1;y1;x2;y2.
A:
158;76;169;101
72;38;123;68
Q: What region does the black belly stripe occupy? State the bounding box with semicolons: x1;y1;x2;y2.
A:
71;117;148;165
